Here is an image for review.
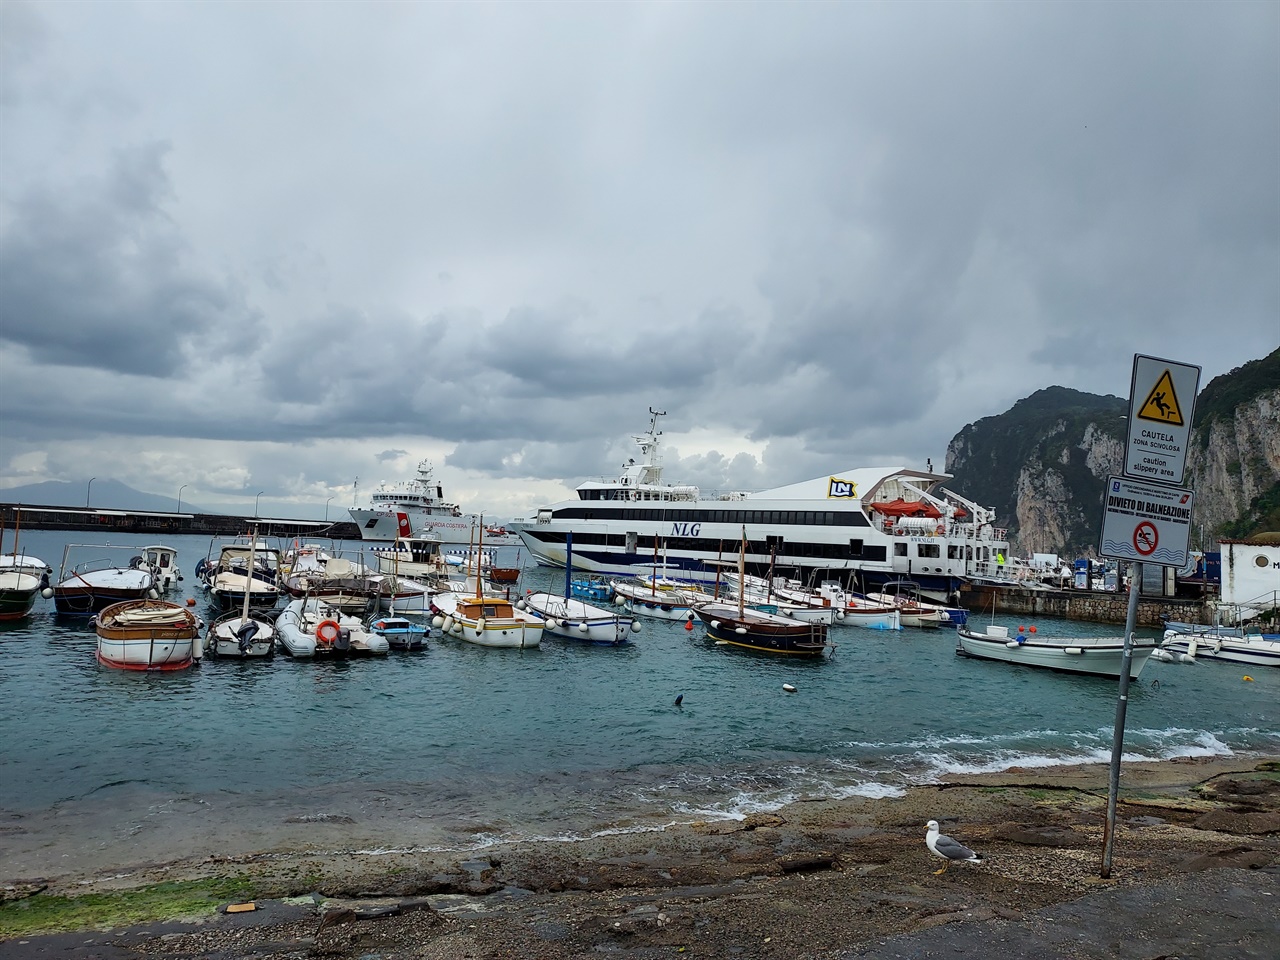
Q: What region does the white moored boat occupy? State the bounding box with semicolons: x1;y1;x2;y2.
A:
955;624;1155;679
1158;628;1280;668
198;538;283;613
431;592;543;648
205;610;277;658
520;592;639;645
53;545;158;615
516;409;1010;603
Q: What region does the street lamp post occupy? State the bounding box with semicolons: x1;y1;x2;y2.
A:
254;491;264;518
177;484;188;514
325;496;335;521
86;477;96;508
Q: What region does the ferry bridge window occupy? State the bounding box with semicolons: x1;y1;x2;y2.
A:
916;543;940;559
849;539;864;557
894;543;908;557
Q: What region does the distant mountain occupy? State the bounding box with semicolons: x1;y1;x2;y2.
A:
944;387;1127;556
0;479;210;515
944;348;1280;556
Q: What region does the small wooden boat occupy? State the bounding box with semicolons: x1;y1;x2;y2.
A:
691;534;831;657
93;599;203;670
368;614;429;650
520;592;638;645
431;592;543;648
693;601;831;656
956;624;1155;679
205;611;277;658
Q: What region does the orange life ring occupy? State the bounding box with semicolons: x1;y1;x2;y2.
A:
315;619;341;645
935;524;945;537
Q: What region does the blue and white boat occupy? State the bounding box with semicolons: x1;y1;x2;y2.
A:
520;592;639;645
367;614;429;650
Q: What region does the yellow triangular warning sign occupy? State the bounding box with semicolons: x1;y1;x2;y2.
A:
1137;370;1184;426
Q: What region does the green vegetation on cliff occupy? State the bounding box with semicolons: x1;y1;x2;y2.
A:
945;387;1126;555
1192;347;1280;437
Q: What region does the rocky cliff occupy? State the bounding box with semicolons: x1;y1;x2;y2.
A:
944;348;1280;556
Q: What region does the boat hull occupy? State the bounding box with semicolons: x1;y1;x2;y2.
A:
431;594;543;648
694;603;830;657
521;593;637;645
93;600;202;670
368;616;429;650
956;626;1154;679
55;571;154;615
0;572;41;620
205;612;277;658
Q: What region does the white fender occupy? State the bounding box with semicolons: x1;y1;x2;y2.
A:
735;626;748;635
578;621;591;633
432;615;444;629
631;621;640;633
442;616;454;632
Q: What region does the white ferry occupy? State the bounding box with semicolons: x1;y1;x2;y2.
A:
515;410;1010;604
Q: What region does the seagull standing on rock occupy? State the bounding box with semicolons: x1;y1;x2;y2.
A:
925;820;985;874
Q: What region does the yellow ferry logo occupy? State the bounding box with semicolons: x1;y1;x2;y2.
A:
828;478;858;499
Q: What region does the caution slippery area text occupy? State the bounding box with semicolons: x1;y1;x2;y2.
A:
1099;475;1194;568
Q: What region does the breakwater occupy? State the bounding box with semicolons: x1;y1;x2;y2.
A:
0;503;359;541
961;582;1210;628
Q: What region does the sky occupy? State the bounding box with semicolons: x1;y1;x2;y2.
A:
1;1;1277;522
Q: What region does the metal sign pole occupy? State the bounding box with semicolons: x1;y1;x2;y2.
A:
1101;560;1142;879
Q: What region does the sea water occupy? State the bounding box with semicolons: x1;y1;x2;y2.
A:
1;529;1276;878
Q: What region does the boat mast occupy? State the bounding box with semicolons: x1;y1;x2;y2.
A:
737;527;746;619
240;526;258;626
472;517;483;600
565;531;573;599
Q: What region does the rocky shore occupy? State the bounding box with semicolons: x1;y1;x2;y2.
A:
3;756;1278;958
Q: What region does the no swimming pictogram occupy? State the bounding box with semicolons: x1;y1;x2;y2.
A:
1132;521;1158;557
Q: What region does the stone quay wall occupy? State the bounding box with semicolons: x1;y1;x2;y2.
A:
960;583;1210;628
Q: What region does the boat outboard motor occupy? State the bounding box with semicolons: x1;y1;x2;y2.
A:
235;619;260;653
335;627;352;652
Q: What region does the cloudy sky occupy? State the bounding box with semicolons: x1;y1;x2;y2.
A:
1;1;1276;521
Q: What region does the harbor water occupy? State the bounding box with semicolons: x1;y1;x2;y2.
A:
2;530;1276;880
